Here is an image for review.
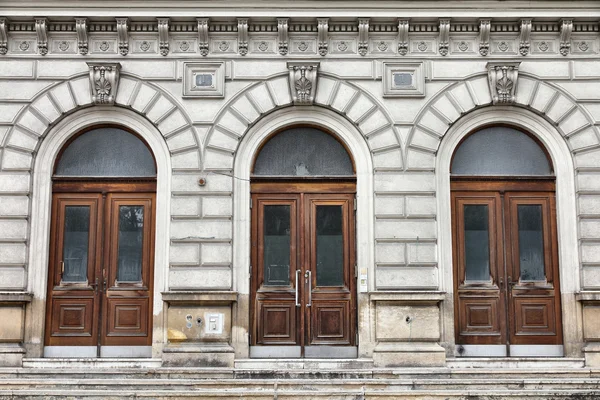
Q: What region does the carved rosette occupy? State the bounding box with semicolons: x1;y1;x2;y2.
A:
317;18;329;56
487;62;520;105
157;18;169;56
559;19;573;56
116;18;129;56
88;62;121;105
397;19;409;56
278;18;289;56
35;18;49;56
358;18;369;56
438;19;450;56
288;62;319;105
237;18;249;56
478;19;490;56
197;18;209;56
75;18;89;55
519;19;532;56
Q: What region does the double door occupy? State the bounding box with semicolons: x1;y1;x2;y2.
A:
45;189;155;357
452;183;562;356
250;185;356;358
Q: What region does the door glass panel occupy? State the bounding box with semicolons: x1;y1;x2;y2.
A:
463;205;491;281
62;206;90;282
316;205;343;286
517;205;545;281
263;205;291;286
117;205;144;282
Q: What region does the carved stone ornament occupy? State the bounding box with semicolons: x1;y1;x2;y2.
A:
487;62;520;105
478;19;490;56
317;18;329;56
75;18;88;55
438;19;450;56
519;19;532;56
397;19;409;55
116;17;129;56
197;18;209;56
35;18;49;56
288;62;319;105
358;18;369;56
88;62;121;105
0;18;8;55
237;18;249;56
157;18;169;56
277;18;289;56
559;19;573;56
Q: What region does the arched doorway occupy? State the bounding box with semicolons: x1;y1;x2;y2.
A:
249;127;357;358
44;126;156;358
451;126;563;357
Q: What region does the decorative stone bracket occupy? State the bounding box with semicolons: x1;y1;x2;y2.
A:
288;62;319;105
0;18;8;55
487;62;520;105
88;62;121;105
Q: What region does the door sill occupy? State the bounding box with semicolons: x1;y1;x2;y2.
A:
43;346;152;358
455;344;564;357
249;346;358;359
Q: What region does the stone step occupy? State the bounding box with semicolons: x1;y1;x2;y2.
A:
22;358;162;369
234;358;375;370
446;357;586;369
1;387;600;399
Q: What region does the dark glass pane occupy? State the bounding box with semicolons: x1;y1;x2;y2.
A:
55;128;156;177
253;128;354;176
517;205;546;281
263;205;291;286
451;127;552;176
464;205;491;281
117;206;144;282
316;205;344;286
62;206;90;282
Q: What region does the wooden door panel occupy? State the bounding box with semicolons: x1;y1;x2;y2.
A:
258;301;297;344
50;297;94;337
505;192;562;345
458;298;502;340
452;192;506;345
45;194;102;347
512;297;557;336
105;297;149;337
311;300;350;344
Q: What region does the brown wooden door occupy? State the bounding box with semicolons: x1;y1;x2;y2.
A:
452;184;562;348
45;191;155;349
250;184;356;355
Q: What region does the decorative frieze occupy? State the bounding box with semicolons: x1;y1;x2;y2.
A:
438;19;450;56
277;18;289;56
35;18;48;56
237;18;249;56
0;18;8;55
288;62;319;105
397;20;409;56
519;19;532;56
88;62;121;105
478;19;490;56
75;18;88;55
157;18;169;56
487;62;520;105
560;19;573;56
358;18;369;56
197;18;209;56
317;18;329;56
116;17;129;56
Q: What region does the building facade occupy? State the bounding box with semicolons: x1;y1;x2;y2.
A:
0;0;600;369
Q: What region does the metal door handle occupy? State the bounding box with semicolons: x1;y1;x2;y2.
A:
295;269;301;307
90;278;99;294
305;270;312;307
499;277;504;288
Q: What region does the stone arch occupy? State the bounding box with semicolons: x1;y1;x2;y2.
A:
407;72;598;170
203;72;402;172
2;72;200;173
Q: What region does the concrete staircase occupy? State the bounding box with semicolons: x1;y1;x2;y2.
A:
1;358;599;399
